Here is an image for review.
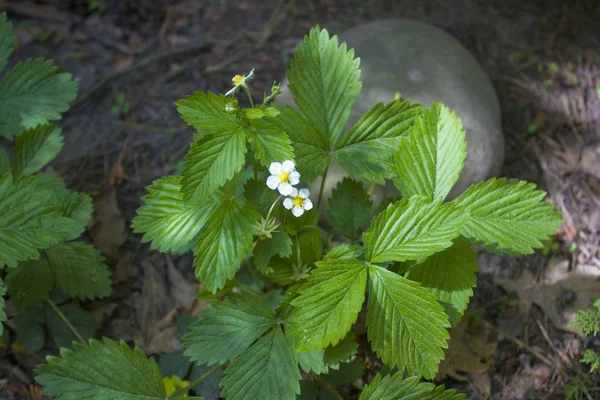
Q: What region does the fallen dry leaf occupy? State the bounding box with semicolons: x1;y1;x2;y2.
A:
89;189;127;257
112;252;138;284
494;258;600;330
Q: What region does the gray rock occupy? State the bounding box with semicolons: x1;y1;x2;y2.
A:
277;19;504;210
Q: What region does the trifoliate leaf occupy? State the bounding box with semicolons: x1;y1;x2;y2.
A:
248;118;294;167
0;147;9;173
45;242;111;301
363;196;468;264
0;58;77;139
287;27;361;145
49;190;94;242
181;130;247;204
176;92;243;139
14;308;45;350
297;349;328;374
267;105;330;181
0;277;6;336
221;327;301;400
366;264;450;379
359;374;465;400
334;100;422;184
243;178;279;217
0;173;64;268
290;259;367;351
393;103;466;201
327;178;372;239
45;304;98;348
193;197;260;292
253;230;293;271
35;338;166;400
451;178;563;255
323;331;358;367
5;258;54;309
132;176;219;253
323;244;363;261
12;124;63;178
0;12;15;73
183;291;276;366
405;237;478;326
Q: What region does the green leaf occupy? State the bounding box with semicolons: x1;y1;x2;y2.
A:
261;257;296;286
176;92;243;139
363;196;468;264
405;237;478;326
0;173;64;268
297;349;328;374
181;130;247;204
327;178;372;239
14;308;45;350
0;277;6;336
5;258;54;309
189;362;222;400
451;178;563;254
36;171;67;193
323;331;358;367
0;58;78;139
324;358;365;385
290;259;367;351
366;264;450;379
334;100;422;184
221;327;301;400
183;290;276;366
359;374;465;400
287;27;361;145
248;118;294;167
291;227;323;268
132;176;219;253
323;243;363;261
45;242;111;301
243;178;279;217
45;304;98;348
194;197;259;292
0;12;15;73
158;351;192;379
35;338;166;400
393;103;466;201
0;147;9;173
49;190;94;242
253;230;293;272
12;124;63;178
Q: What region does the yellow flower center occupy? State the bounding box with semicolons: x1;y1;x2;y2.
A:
279;172;290;182
232;75;244;86
292;197;303;207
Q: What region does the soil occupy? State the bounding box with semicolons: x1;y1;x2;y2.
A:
0;0;599;399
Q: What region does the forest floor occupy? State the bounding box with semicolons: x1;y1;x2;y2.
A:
0;0;599;399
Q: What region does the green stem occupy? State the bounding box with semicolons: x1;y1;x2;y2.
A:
367;181;376;197
169;364;225;398
243;86;255;108
316;161;330;210
294;234;302;276
47;299;86;345
265;195;282;221
312;372;343;400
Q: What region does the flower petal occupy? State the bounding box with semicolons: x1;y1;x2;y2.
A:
279;182;293;196
289;171;300;185
303;198;313;211
283;198;293;210
281;160;295;173
266;175;280;190
288;187;298;197
292;206;305;217
299;188;310;199
269;162;282;175
225;87;237;96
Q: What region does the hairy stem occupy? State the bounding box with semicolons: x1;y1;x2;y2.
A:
312;372;343;400
243;86;255;108
47;299;86;345
266;195;282;222
317;161;330;210
169;364;225;398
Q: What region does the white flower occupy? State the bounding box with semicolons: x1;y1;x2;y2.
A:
266;160;300;196
225;68;255;96
283;188;313;217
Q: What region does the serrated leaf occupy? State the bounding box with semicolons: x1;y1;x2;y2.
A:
297;349;328;374
132;176;219;253
36;171;68;193
406;237;478;326
290;259;367;351
0;173;64;268
183;290;276;366
363;196;468;264
5;258;53;309
35;338;166;400
291;227;323;268
221;327;301;400
193;197;259;292
49;190;94;242
327;178;372;239
182;130;247;204
334;100;422;184
243;178;279;217
0;277;6;336
359;374;465;400
248;118;294;167
366;264;450;379
0;12;15;73
451;178;563;254
262;256;296;286
158;351;192;379
324;358;366;385
287;27;361;145
189;362;222;400
393;103;466;201
323;244;363;261
12;124;63;178
253;230;293;271
45;242;111;301
0;147;9;173
0;58;77;139
45;304;98;348
323;331;358;367
176;92;243;138
14;308;45;350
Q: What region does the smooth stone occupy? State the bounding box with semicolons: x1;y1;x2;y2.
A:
276;19;504;212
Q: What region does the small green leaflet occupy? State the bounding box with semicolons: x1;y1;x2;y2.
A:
360;374;465;400
15;309;45;351
290;259;367;351
451;178;563;254
248;117;294;167
0;277;5;335
0;147;9;173
296;349;329;374
35;338;166;400
5;258;54;309
393;103;466;201
132;176;219;253
291;227;323;267
366;265;450;379
0;58;78;139
44;304;98;349
253;230;293;272
49;190;94;242
334;100;422;184
323;331;358;367
243;178;279;217
181;130;247;204
0;12;15;73
405;237;478;326
287;27;361;145
176;92;243;139
182;291;276;366
12;124;63;178
323;243;363;261
221;327;301;400
327;178;372;239
363;196;468;264
194;196;260;292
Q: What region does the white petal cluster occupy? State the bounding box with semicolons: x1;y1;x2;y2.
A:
283;188;313;217
266;160;300;196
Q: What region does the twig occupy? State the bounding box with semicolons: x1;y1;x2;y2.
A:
534;318;573;367
47;299;86;345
